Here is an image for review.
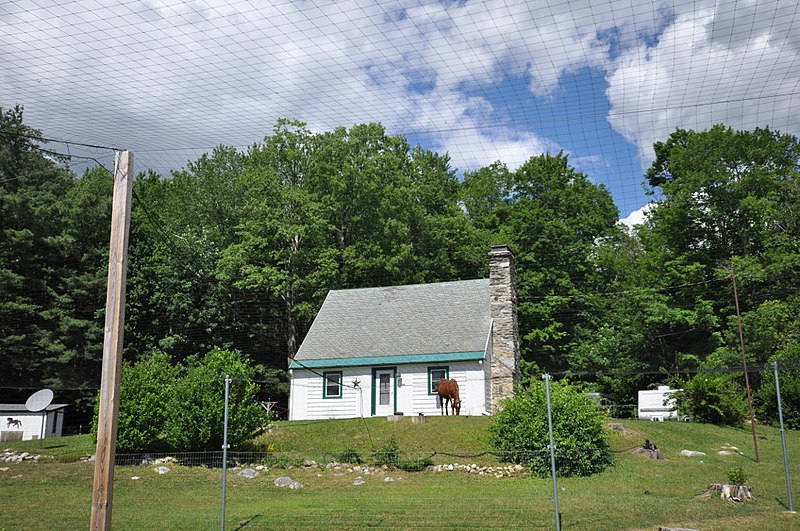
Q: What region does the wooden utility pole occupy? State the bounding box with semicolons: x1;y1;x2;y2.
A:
91;151;133;530
731;263;759;463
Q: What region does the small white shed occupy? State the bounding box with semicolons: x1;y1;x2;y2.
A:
637;386;684;421
1;403;67;442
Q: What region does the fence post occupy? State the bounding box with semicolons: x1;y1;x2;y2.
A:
543;374;561;531
773;362;795;513
221;375;231;530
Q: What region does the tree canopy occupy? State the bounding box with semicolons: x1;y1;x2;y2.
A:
4;106;800;427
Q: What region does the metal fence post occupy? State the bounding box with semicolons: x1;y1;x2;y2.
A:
773;362;795;513
221;375;231;530
543;374;561;531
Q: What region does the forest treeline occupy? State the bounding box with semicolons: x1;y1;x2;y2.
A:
2;106;800;424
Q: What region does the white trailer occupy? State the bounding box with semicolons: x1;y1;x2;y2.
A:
637;386;684;421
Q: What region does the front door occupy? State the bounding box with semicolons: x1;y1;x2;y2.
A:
372;368;396;416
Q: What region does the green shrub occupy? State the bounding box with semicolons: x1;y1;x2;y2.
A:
757;346;800;428
489;380;613;478
728;466;747;485
367;436;432;470
93;348;268;452
91;352;178;452
674;373;748;426
370;436;401;468
165;348;268;451
330;448;363;464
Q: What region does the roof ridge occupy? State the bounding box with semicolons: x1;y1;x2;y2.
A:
328;277;488;294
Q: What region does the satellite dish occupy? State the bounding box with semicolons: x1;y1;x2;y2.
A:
25;389;54;412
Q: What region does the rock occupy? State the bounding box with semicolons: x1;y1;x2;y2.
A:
274;476;295;487
353;478;365;485
718;450;734;456
680;450;705;457
131;476;140;480
302;460;317;468
140;456;155;466
0;467;9;472
289;481;303;489
633;448;665;460
153;466;170;475
384;477;395;482
238;468;258;479
255;465;266;471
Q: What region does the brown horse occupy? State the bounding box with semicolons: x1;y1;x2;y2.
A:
437;379;462;416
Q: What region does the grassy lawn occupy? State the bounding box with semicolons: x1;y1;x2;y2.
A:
2;418;799;530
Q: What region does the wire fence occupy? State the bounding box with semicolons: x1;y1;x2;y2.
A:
4;416;797;530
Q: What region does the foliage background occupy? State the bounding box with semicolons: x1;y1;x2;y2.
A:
3;105;800;431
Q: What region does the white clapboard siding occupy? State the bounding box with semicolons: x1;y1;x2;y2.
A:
289;361;488;420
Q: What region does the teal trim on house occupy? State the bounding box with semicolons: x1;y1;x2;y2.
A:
427;366;449;395
290;351;485;370
322;371;343;399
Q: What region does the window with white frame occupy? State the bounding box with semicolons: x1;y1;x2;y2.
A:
323;371;343;398
428;366;449;395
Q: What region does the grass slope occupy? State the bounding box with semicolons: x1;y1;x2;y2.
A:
1;418;799;530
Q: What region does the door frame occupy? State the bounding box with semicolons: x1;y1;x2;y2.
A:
371;367;397;416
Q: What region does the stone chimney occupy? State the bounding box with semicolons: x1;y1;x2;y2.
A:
489;245;520;412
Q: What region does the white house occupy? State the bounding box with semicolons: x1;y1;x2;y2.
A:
1;403;67;441
288;245;520;420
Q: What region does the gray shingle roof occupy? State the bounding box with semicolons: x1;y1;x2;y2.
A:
293;279;491;365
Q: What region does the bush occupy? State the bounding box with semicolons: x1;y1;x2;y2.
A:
92;352;178;452
93;348;268;452
728;466;747;485
165;348;268;451
757;346;800;428
674;373;748;426
489;380;613;478
370;436;401;468
330;448;363;464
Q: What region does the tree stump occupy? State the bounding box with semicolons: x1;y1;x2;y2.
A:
700;483;754;502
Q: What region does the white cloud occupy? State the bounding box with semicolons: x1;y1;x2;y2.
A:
1;0;798;203
0;1;626;162
620;202;655;228
606;0;800;167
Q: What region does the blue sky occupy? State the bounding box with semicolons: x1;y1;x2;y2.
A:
2;0;799;222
